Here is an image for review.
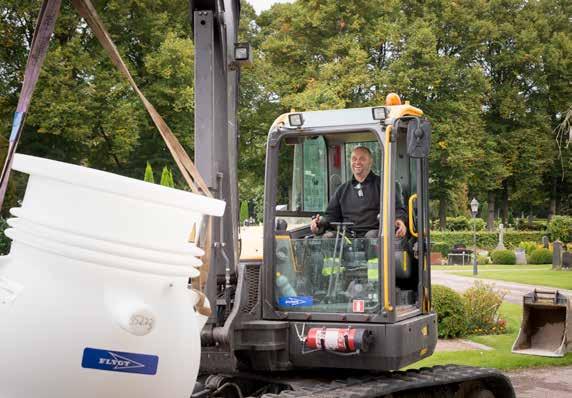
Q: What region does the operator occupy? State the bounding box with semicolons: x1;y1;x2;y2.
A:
310;146;407;239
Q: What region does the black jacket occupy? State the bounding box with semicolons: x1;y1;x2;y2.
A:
322;172;407;236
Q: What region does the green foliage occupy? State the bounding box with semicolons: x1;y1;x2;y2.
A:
518;241;540;255
160;166;174;188
491;250;516;265
240;201;249;223
548;216;572;243
528;248;553;265
445;216;470;231
463;281;507;335
0;217;11;255
477;255;490;265
433;217;486;231
432;285;467;339
514;218;548;231
431;242;451;256
144;162;155;183
431;231;546;250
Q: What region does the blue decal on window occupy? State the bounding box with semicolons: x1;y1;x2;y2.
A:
81;348;158;375
278;296;313;307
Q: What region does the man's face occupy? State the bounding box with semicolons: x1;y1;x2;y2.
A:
351;148;372;181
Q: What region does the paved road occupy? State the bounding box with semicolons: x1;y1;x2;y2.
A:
505;366;572;397
431;270;572;303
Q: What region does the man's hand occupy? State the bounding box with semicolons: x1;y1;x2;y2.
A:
395;219;406;238
310;214;321;234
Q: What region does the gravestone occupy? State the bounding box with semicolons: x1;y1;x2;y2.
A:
553;241;563;268
563;252;572;269
515;248;527;265
542;235;550;249
495;223;506;250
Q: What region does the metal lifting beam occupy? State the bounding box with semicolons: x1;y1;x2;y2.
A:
191;0;241;324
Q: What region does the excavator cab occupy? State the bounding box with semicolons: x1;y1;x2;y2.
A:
253;102;437;371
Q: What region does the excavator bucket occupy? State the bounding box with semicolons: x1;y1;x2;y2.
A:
512;290;572;357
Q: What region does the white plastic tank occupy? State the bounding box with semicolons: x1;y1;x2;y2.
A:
0;154;225;398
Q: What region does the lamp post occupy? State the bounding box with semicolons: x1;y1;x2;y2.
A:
470;198;479;276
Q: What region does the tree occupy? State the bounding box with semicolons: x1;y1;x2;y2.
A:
160;166;174;188
144;161;155;183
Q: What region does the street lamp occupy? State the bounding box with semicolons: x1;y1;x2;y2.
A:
470;198;479;275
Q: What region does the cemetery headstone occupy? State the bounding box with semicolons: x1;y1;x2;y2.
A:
553;241;563;268
542;235;550;249
515;248;527;265
495;223;506;250
563;252;572;269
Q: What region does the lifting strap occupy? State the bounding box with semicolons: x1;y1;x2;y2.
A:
0;0;212;209
0;0;62;206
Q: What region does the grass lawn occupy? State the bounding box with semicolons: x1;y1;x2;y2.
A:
409;302;572;370
439;264;572;290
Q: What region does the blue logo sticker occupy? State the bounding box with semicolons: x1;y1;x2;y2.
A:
278;296;313;307
82;348;158;375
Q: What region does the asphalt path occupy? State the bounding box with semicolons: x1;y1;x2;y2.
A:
432;269;572;397
431;270;572;303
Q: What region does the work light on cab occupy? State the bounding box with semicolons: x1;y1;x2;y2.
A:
372;106;388;121
288;113;304;127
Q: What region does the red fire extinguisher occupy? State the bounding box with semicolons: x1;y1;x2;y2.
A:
305;327;373;353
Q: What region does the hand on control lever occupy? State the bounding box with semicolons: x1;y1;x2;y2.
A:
395;219;406;238
310;214;321;234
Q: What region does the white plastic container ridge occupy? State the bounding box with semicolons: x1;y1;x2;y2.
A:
0;154;225;398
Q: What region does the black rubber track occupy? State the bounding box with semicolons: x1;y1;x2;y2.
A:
259;365;515;398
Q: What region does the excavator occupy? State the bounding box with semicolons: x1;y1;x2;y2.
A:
190;0;515;397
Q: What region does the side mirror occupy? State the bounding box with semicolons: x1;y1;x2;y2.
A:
406;118;431;158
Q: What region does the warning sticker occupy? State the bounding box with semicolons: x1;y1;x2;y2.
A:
352;299;365;313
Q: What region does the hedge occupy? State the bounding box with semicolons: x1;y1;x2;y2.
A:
430;231;546;252
528;248;553;264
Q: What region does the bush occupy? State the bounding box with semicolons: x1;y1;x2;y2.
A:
432;285;467;338
463;281;507;335
515;218;548;231
432;241;451;256
548;216;572;243
433;216;486;232
446;216;470;231
491;250;516;265
477;255;490;265
528;248;553;264
518;241;540;255
468;218;486;231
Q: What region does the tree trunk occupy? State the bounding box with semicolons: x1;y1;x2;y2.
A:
501;180;509;225
439;193;447;231
487;191;495;231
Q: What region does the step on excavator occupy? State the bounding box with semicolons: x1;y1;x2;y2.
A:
190;1;515;397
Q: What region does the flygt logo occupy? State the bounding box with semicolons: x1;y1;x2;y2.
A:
98;352;145;370
82;348;159;375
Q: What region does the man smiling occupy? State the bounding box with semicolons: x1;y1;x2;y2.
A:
310;146;407;238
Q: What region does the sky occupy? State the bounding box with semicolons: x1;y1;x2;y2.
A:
247;0;294;14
